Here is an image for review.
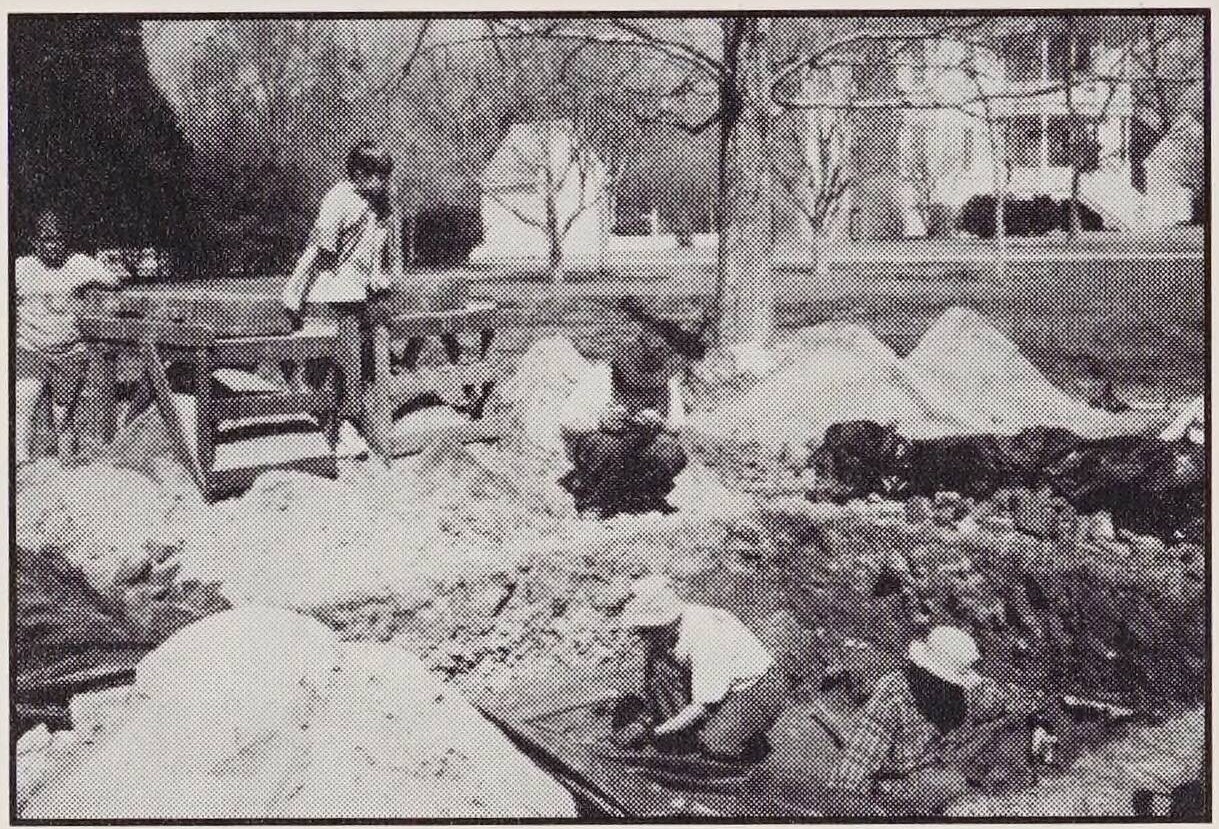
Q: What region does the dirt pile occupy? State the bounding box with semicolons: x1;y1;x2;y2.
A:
906;307;1158;438
15;459;177;600
500;335;602;463
687;308;1170;485
18;606;577;820
686;322;971;463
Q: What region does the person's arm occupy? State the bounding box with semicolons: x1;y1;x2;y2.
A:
653;701;710;737
832;682;897;794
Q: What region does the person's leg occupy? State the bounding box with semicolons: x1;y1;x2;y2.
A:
333;303;366;426
628;432;688;512
567;430;636;516
14;377;47;466
697;663;792;761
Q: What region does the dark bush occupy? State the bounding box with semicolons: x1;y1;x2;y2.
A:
611;215;651;236
411;205;483;268
956;194;1106;238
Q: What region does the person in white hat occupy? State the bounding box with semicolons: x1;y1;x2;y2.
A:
609;575;789;760
830;626;987;811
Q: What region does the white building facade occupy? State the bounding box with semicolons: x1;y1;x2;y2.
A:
801;25;1180;239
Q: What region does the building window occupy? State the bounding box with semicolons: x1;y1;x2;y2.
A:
1004;116;1042;166
1048;115;1071;166
1048;115;1100;168
1004;34;1042;82
1049;32;1095;81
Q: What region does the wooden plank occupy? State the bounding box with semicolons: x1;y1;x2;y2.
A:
139;342;206;491
384;305;505;338
80;315;215;348
194;347;216;480
211;333;337;365
212;390;334;422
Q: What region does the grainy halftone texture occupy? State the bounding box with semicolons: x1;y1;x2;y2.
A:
10;11;1208;821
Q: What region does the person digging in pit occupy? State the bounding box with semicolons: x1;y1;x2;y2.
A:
825;626;1045;816
558;298;705;518
607;576;792;762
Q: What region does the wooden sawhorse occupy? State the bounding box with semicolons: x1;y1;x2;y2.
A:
80;315;342;501
366;303;509;458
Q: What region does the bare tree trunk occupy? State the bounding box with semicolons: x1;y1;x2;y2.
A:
714;17;776;349
1066;15;1082;240
544;171;563;283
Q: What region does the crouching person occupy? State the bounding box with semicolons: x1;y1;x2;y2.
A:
609;576;791;761
827;626;1009;816
558;325;688;518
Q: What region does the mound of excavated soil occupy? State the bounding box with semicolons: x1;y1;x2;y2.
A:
500;335;602;463
685;321;973;466
686;308;1171;477
15;459;174;600
18;606;577;820
906;307;1159;438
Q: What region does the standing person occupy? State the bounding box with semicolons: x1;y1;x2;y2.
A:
14;210;120;463
609;576;791;761
558;300;701;517
282;141;401;455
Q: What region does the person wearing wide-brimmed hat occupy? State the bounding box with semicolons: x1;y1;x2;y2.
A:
829;626;989;811
558;301;696;518
607;575;791;761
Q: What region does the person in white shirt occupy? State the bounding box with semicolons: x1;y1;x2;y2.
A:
14;210;120;463
282;142;401;447
610;575;791;761
557;302;696;517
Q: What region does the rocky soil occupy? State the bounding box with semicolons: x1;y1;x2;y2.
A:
13;306;1207;818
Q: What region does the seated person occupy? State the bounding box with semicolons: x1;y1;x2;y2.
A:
609;576;791;761
829;626;1006;816
14;210;120;464
558;319;689;518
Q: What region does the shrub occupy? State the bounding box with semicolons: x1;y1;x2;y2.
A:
956;195;1106;238
411;205;483;268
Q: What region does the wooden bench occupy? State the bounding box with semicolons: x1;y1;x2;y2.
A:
79;315;341;501
366;302;510;458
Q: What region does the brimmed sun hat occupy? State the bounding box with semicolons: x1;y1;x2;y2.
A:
618;575;683;629
907;626;983;689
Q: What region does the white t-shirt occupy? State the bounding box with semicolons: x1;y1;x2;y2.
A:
673;603;774;706
302;180;396;303
14;253;118;352
558;363;686;435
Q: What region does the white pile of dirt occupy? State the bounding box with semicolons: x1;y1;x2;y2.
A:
906;307;1141;438
15;459;175;599
19;606;576;820
686;321;972;457
175;442;574;612
500;335;601;461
